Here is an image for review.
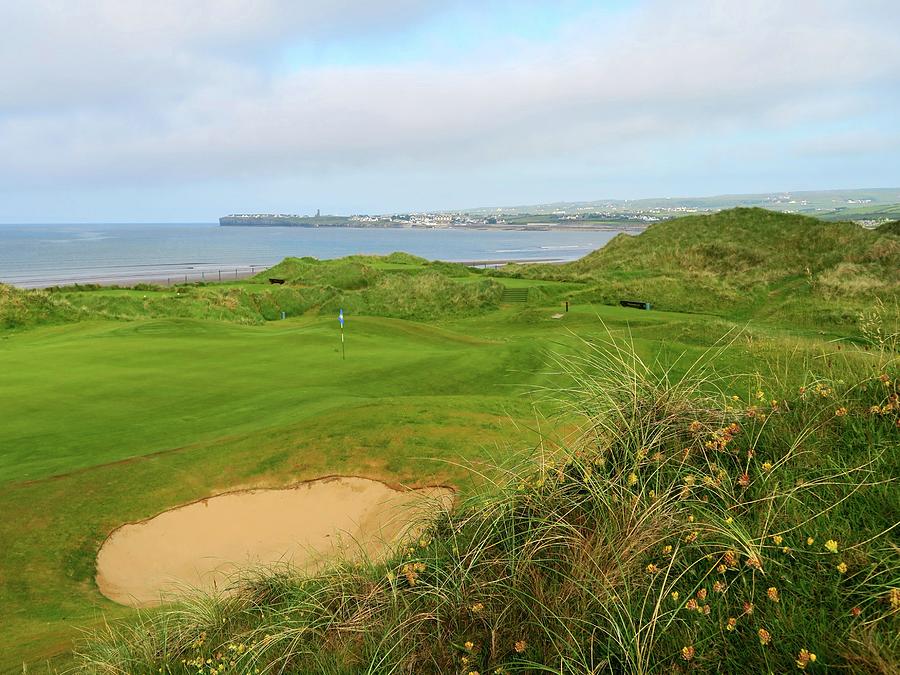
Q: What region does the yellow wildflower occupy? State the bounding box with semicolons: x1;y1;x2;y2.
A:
825;539;839;553
807;537;815;546
514;640;526;653
762;461;773;472
758;628;771;646
767;587;780;602
464;640;474;651
671;591;680;602
726;617;737;631
627;472;638;486
471;602;484;613
772;534;783;545
681;645;695;661
837;562;848;574
796;649;817;669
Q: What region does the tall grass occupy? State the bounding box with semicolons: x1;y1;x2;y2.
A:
75;332;899;674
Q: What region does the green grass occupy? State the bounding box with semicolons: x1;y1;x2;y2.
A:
1;208;898;673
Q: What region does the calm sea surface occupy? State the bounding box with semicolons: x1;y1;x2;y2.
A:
0;223;633;288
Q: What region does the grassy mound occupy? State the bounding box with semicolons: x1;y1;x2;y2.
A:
500;208;900;327
0;256;504;330
77;334;900;674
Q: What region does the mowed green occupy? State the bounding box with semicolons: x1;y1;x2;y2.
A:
0;309;553;671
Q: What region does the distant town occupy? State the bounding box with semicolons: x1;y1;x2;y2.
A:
220;187;900;230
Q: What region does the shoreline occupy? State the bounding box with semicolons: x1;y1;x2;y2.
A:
3;257;564;290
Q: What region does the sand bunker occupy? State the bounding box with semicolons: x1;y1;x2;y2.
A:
96;476;453;607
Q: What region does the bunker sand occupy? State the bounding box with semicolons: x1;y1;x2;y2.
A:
96;476;454;607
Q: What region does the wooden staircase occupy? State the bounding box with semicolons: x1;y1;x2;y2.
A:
501;287;529;303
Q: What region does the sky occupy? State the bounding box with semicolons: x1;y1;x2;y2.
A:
1;0;899;222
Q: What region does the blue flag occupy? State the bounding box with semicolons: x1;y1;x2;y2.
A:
339;308;344;328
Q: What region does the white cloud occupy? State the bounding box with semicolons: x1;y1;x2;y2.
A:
0;0;898;195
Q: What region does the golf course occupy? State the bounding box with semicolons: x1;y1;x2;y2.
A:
1;209;898;673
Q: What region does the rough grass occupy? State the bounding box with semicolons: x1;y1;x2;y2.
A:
75;331;900;674
496;208;900;328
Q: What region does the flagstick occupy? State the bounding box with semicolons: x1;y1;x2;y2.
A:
341;325;345;360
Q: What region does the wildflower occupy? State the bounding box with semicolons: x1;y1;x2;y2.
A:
688;515;695;523
627;472;638;486
825;539;839;553
767;587;780;603
796;649;817;670
681;645;695;661
471;602;484;613
514;640;527;653
742;601;754;615
869;405;881;414
837;562;848;574
782;546;791;554
464;641;475;651
725;516;734;525
701;604;711;615
723;550;738;567
685;531;698;543
807;537;815;546
713;581;726;593
851;606;862;617
685;598;699;611
762;461;773;472
696;588;708;601
746;555;762;570
717;564;727;574
835;407;848;417
662;545;673;555
758;628;771;646
737;472;750;488
726;617;737;631
891;588;900;610
879;373;891;384
646;563;660;575
756;390;765;400
671;591;680;602
772;534;783;545
690;420;702;433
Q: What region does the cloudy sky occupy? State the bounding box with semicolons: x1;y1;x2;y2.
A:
1;0;899;222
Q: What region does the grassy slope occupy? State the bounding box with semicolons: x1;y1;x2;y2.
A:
502;208;900;329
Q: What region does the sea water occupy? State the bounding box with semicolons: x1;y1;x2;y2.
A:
0;222;633;288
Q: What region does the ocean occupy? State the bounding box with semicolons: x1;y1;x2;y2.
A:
0;222;633;288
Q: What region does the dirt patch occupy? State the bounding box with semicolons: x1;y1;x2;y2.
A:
96;476;454;607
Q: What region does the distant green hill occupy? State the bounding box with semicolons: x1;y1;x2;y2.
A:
504;207;900;326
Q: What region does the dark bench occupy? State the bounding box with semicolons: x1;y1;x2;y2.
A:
268;278;286;285
620;300;651;310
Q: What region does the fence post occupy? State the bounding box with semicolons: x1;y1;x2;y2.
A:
218;270;221;282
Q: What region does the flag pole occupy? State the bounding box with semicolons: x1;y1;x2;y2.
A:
339;308;345;360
